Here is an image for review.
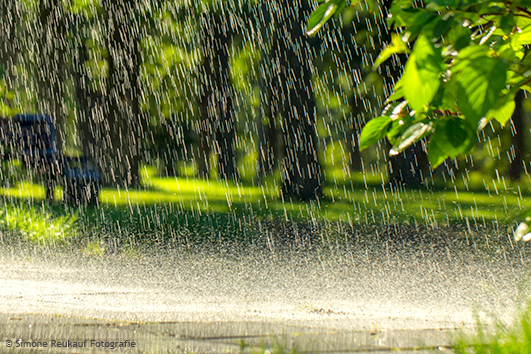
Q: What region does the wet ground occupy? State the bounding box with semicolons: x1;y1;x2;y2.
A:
0;236;527;353
1;313;456;353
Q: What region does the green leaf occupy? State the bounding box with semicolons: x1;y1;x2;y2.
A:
516;14;531;30
388;6;438;38
386;78;405;102
431;84;457;112
307;1;339;36
427;138;449;168
497;40;525;62
401;35;443;112
374;33;409;67
335;1;346;16
382;100;409;118
445;118;475;155
431;118;476;158
500;14;516;35
394;122;432;152
363;0;376;12
425;0;458;7
359;115;393;150
422;16;454;39
386;115;414;144
447;25;471;51
453;47;507;125
485;93;516;126
512;24;531;47
454;45;489;62
387;88;404;102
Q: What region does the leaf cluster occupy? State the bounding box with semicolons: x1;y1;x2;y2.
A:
307;0;376;36
309;0;531;167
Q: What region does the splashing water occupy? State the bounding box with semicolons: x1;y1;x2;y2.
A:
1;0;531;352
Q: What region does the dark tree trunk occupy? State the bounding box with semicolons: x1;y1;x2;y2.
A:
256;56;280;184
387;142;427;188
256;115;280;183
379;2;427;188
30;0;68;200
267;0;322;201
100;0;143;187
72;20;104;167
0;0;18;82
35;0;66;153
509;90;525;181
197;74;213;179
214;23;238;182
347;99;365;172
197;12;238;181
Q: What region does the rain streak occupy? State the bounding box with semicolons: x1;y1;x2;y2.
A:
0;0;530;352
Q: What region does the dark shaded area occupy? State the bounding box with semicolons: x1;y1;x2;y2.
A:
0;1;18;89
197;11;238;181
509;90;525;181
100;0;144;187
388;142;429;188
263;0;323;201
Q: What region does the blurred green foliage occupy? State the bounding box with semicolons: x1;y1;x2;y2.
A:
309;0;531;169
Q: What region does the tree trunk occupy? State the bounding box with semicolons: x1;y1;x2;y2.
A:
509;90;525;181
35;0;66;153
100;0;143;187
0;0;18;83
214;17;238;182
197;12;238;181
347;99;365;172
387;142;427;188
72;20;104;166
256;114;280;183
379;1;427;188
197;74;212;179
268;0;322;201
256;55;280;184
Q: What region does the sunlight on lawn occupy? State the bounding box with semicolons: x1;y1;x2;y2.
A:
1;166;528;225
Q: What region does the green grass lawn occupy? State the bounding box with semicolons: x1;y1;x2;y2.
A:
109;167;531;227
3;166;529;223
453;301;531;354
0;165;528;249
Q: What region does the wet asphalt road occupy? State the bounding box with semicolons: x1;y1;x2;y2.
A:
0;245;524;353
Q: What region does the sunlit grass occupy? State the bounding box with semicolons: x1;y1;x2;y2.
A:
0;204;77;245
454;301;531;353
1;180;63;201
0;164;528;248
142;166;528;225
1;165;528;228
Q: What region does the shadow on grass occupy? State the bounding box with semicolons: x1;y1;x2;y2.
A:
0;195;522;269
0;172;527;256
